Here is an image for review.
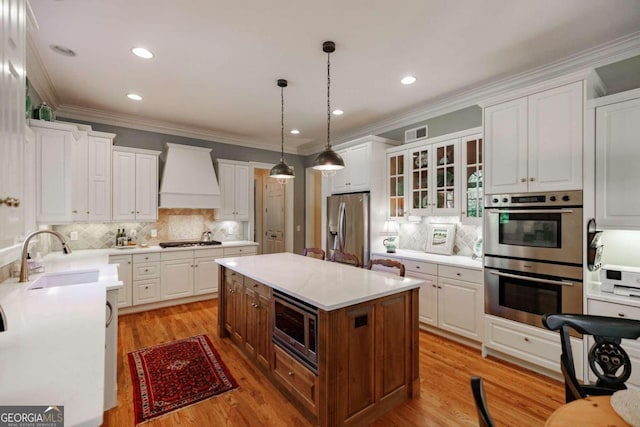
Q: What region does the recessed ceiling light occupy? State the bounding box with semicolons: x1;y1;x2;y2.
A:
401;76;417;85
127;93;143;101
290;129;300;135
332;109;344;116
50;45;76;57
131;47;153;59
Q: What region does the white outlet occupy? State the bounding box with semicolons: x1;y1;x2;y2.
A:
70;231;78;241
150;229;158;238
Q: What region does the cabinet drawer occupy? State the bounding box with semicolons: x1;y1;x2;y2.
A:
132;262;161;280
273;345;318;415
109;254;131;264
402;259;437;275
133;279;160;304
195;247;224;258
587;298;640;320
133;252;160;263
245;277;272;298
224;246;257;257
485;315;583;378
438;265;483;283
160;250;194;261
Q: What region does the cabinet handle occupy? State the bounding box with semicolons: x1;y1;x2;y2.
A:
520;178;527;182
524;337;529;342
0;197;20;207
253;284;258;288
229;289;235;294
72;210;78;213
288;371;294;376
618;312;626;317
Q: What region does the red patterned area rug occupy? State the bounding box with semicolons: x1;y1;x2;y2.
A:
128;334;238;424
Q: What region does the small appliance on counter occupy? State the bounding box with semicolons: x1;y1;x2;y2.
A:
601;264;640;296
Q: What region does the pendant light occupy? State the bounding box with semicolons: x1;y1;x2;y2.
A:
312;41;344;177
269;79;295;184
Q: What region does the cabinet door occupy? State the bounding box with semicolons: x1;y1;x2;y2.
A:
244;286;258;355
348;143;371;191
412;271;438;327
484;97;528;194
160;258;194;300
256;292;272;369
387;151;407;219
35;127;74;223
133;279;161;305
234;164;250;220
71;133;89;221
408;146;431;214
112;151;136;220
432;139;458;215
194;256;218;295
87;135;112;221
110;255;133;308
461;134;483;224
330;148;350;193
218;162;236;219
528;81;582;192
224;271;244;341
596;97;640;227
135;153;158;221
437;277;483;341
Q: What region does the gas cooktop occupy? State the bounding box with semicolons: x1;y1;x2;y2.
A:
159;240;222;248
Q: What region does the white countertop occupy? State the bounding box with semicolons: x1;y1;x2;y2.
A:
371;249;483;270
216;253;424;311
587;281;640;308
105;240;258;255
0;255;121;427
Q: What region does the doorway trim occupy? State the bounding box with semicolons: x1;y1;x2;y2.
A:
249;162;294;253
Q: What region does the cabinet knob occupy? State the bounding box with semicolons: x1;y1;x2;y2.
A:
0;197;20;207
288;371;294;376
86;211;90;214
432;284;437;288
72;210;78;213
456;272;461;276
145;268;149;272
618;312;626;317
144;286;149;289
145;257;149;260
128;261;131;264
520;178;527;182
529;177;535;182
461;211;466;215
131;211;135;214
415;266;420;269
524;337;529;342
136;211;140;214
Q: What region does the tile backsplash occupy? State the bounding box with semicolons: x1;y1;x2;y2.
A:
396;217;481;257
41;209;245;252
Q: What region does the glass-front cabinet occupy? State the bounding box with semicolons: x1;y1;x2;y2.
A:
461;134;483;224
408;139;457;215
410;147;431;214
387;151;407;219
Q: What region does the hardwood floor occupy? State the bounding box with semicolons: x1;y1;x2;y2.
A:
104;301;564;426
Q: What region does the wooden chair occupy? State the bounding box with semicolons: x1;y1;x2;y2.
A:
303;247;325;260
330;251;360;267
543;313;640;403
470;376;495;427
367;258;405;277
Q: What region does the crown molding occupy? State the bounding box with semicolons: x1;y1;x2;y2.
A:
26;31;60;107
301;31;640;155
54;104;303;155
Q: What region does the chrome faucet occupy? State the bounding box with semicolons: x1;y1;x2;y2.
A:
19;230;72;282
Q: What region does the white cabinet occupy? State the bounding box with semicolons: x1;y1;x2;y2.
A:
161;251;195;300
408;138;458;215
32;121;79;224
71;130;115;222
331;143;372;193
217;159;250;220
0;0;26;249
484;81;583;194
104;288;119;410
194;253;220;295
109;254;133;308
460;134;483;224
595;95;640;228
386;150;407;219
131;252;161;305
112;147;160;221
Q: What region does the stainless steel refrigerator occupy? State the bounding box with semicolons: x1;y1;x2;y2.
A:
327;192;370;266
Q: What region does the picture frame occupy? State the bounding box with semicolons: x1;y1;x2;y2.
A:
425;223;456;255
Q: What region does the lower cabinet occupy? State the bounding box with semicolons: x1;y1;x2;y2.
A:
161;251;194;299
104;288;119;410
273;345;318;415
223;268;245;343
244;277;272;369
132;253;161;305
109;254;132;308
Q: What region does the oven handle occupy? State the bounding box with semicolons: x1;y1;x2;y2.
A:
488;270;574;287
486;209;574;214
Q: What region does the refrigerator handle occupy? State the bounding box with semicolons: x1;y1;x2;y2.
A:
338;201;346;251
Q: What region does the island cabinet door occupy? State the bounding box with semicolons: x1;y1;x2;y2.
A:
256;292;273;370
324;291;413;426
223;270;244;341
244;286;259;356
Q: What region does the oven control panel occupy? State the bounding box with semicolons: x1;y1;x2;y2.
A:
485;190;583;208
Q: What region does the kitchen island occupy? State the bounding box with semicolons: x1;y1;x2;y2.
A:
216;253;423;426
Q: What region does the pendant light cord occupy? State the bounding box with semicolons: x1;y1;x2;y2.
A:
281;85;285;161
326;49;331;150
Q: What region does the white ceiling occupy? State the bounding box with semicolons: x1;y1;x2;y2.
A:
27;0;640;155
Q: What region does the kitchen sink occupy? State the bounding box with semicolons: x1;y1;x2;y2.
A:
27;269;100;290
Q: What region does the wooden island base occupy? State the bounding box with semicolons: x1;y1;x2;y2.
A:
218;265;421;427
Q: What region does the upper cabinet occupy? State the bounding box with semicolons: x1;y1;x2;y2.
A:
330;137;398;195
0;0;26;248
386;151;407;220
461;134;483;224
595;92;640;228
217;159;250;221
484;81;583;194
112;147;160;222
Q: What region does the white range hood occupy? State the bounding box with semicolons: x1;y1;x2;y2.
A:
159;143;221;209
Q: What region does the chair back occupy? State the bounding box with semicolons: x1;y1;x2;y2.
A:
470;376;495;427
331;251;360;267
367;258;405;277
543;313;640;403
303;247;325;260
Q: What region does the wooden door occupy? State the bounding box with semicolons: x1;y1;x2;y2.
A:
263;178;285;254
244;286;258;356
256;292;272;369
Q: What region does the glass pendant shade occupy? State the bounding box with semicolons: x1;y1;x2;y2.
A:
313;40;345;176
270;78;294;184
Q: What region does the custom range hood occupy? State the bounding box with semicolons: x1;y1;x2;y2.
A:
159;143;221;208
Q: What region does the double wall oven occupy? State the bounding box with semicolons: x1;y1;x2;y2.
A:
484;190;583;330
